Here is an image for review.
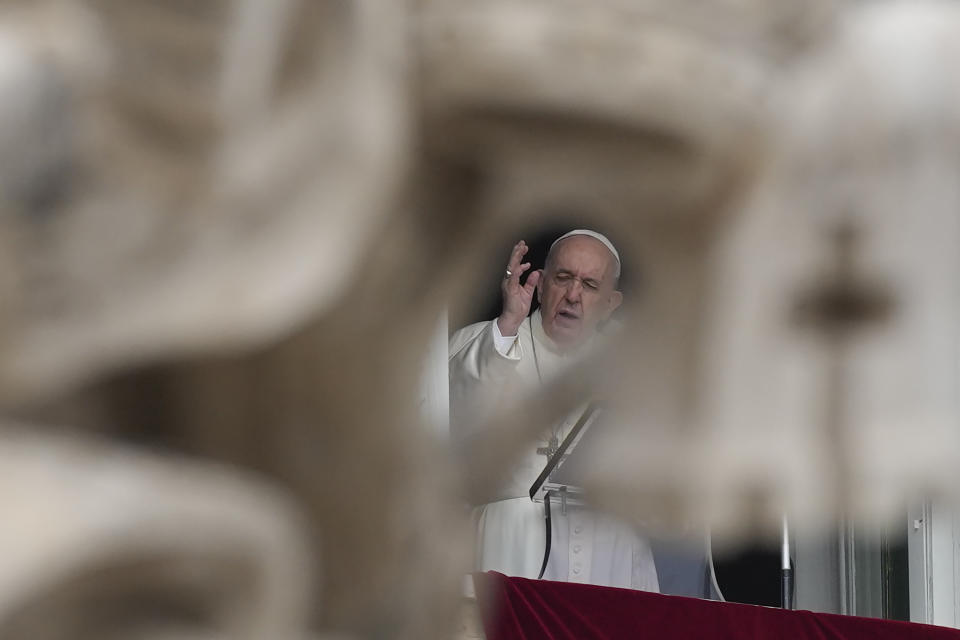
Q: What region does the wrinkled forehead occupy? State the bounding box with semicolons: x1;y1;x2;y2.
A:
548;236;618;278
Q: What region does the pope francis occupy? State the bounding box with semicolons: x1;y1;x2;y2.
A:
449;230;661;591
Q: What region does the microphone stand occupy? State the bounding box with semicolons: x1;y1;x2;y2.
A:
781;514;794;609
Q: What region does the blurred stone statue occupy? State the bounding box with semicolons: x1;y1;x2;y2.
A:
0;0;958;638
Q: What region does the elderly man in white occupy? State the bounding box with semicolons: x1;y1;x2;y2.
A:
449;230;661;591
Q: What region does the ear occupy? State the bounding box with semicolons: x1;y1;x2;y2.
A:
536;271;544;303
606;290;623;315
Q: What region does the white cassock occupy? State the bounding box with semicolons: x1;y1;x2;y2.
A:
449;310;660;591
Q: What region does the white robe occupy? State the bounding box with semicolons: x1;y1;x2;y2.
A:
449;310;660;591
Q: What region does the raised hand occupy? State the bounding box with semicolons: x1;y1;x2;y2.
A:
497;240;541;337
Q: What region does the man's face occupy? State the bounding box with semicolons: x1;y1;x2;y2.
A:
537;236;623;349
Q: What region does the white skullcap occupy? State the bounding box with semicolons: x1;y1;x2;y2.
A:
549;229;621;278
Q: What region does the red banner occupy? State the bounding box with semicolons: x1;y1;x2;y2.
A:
475;572;960;640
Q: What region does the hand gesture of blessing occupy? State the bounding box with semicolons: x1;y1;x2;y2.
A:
497;240;541;337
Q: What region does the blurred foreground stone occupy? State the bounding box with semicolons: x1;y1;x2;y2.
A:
0;0;959;638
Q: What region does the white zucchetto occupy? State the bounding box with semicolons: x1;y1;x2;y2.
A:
549;229;621;278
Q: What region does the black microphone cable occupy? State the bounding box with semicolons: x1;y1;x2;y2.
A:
538;490;553;579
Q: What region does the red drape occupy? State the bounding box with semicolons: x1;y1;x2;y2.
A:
474;571;960;640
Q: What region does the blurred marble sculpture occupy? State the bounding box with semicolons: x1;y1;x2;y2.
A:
582;0;960;540
0;429;312;640
0;0;959;639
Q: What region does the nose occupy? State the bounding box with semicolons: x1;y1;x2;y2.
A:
564;279;583;302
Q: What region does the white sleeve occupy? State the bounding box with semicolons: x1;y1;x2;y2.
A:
491;319;520;357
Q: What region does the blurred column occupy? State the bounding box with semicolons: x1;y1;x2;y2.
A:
419;310;450;437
